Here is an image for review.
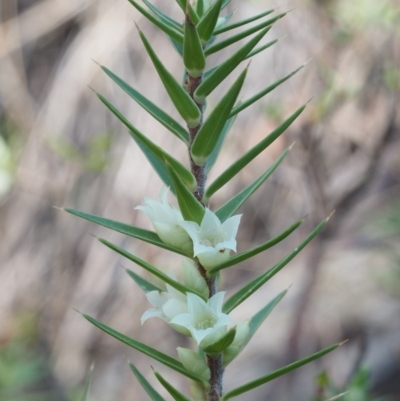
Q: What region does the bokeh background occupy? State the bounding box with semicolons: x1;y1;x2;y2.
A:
1;0;400;400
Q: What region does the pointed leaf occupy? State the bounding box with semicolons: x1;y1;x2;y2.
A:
205;114;237;173
96;93;196;190
222;0;233;8
223;216;330;313
82;313;202;381
138;27;201;128
63;209;188;256
197;0;223;43
175;0;200;23
154;370;192;401
196;0;204;16
205;13;285;56
100;65;189;143
191;68;248;166
167;163;205;224
214;8;275;34
194;27;270;103
184;12;206;78
205;103;307;199
222;343;341;400
126;268;163;293
209;217;304;274
223;290;287;366
212;146;291;218
128;0;184;43
98;237;205;299
80;364;94;401
245;38;278;60
129;363;167;401
202;327;236;354
142;0;183;32
230;64;306;117
169;36;184;56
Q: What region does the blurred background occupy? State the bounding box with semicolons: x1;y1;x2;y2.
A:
1;0;400;400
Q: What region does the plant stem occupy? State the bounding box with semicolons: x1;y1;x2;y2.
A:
185;71;223;401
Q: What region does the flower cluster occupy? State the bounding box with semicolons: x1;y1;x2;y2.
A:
137;187;241;348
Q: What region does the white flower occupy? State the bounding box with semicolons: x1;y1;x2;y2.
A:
170;292;233;346
181;208;241;269
136;187;192;253
140;282;188;326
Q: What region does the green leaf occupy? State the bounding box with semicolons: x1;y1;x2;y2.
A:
80;364;94;401
167;164;205;224
205;103;307;199
169;36;184;56
125;268;163;293
197;0;223;43
202;327;236;354
212;146;291;219
100;65;189;144
142;0;183;32
244;38;278;60
195;27;270;103
222;0;233;9
196;0;204;16
205;13;285;56
205;114;237;173
175;0;200;23
98;237;205;298
63;208;188;256
184;11;206;78
223;290;287;366
222;343;341;400
230;64;306;117
96;93;196;191
129;363;167;401
128;0;184;43
209;217;304;274
82;313;202;381
154;370;192;401
138;27;201;128
223;216;331;313
214;8;275;34
191;68;248;166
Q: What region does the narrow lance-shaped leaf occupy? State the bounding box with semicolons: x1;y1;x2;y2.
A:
209;217;304;275
223;215;331;313
195;27;270;103
63;209;189;256
184;11;206;78
167;163;205;225
128;0;184;43
154;370;192;401
100;65;189;144
214;8;275;34
222;343;342;400
222;0;233;8
191;67;248;166
96;93;196;191
175;0;200;23
205;13;286;56
142;0;183;32
205;114;237;173
212;146;291;219
223;290;287;366
80;364;94;401
129;363;167;401
137;26;201;128
125;268;163;293
230;64;306;117
197;0;223;43
98;237;205;299
81;313;202;381
196;0;204;17
205;103;307;199
244;38;279;60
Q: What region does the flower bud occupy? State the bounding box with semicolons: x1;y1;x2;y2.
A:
177;347;211;382
182;259;209;299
